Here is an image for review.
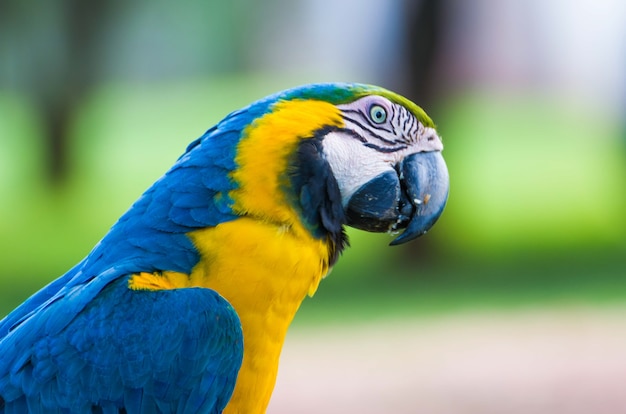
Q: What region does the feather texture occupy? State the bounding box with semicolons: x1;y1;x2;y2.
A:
0;278;241;413
0;83;437;413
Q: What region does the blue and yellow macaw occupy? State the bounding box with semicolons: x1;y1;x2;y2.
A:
0;83;449;413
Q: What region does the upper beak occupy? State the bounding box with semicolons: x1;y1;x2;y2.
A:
390;151;449;245
345;151;449;245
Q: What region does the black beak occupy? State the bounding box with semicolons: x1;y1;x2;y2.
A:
345;151;449;245
390;151;449;245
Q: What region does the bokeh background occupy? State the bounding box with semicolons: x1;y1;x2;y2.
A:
1;1;625;413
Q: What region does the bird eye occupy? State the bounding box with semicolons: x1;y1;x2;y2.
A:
369;104;387;124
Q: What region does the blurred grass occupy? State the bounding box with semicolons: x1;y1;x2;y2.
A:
294;241;626;327
1;75;625;319
434;92;626;257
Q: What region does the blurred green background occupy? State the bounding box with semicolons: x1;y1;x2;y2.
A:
1;1;625;412
1;1;624;319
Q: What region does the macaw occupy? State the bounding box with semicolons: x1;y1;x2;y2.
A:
0;83;449;414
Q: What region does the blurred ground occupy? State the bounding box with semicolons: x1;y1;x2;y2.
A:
269;306;626;414
1;3;625;413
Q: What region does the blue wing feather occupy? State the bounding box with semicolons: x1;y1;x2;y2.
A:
1;277;242;413
0;83;372;413
0;106;258;413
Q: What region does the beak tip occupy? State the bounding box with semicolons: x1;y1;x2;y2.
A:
389;230;426;246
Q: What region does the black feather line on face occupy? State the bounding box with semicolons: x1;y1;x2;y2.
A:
364;142;408;153
286;127;349;266
342;103;423;149
388;106;398;135
342;107;394;134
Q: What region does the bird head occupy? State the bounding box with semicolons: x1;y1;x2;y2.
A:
322;89;449;245
224;83;449;254
104;83;449;274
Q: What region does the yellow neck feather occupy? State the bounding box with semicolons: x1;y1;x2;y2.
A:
194;99;343;413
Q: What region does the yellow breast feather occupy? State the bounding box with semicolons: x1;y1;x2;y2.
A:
189;99;345;413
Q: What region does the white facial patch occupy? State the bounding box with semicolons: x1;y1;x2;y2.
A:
322;131;393;207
